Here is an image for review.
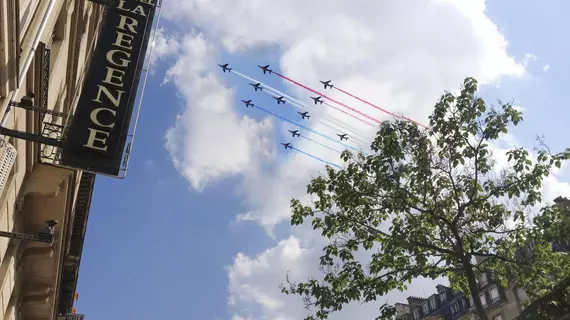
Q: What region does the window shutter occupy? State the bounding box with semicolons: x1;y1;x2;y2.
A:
0;142;17;194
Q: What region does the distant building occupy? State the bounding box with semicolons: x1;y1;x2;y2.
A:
399;285;472;320
395;197;569;320
395;279;525;320
396;302;412;320
458;271;524;320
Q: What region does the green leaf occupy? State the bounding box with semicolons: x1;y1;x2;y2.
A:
284;77;569;320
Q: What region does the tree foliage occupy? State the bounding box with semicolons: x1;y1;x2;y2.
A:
281;77;570;320
513;197;570;320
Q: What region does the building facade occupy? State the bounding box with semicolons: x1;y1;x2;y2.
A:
0;0;104;319
396;280;525;320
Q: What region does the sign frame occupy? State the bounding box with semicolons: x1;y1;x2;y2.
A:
60;0;157;176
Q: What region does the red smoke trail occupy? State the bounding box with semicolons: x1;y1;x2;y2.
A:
273;72;381;125
324;102;377;128
334;86;429;129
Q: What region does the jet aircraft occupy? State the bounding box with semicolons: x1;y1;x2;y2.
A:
310;96;324;105
320;80;333;89
337;133;349;141
249;83;263;91
241;100;254;108
281;142;293;149
218;63;232;72
298;112;310;120
273;96;286;104
288;130;300;137
258;65;273;74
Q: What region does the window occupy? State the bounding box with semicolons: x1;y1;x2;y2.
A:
490;286;500;302
451;302;460;315
49;6;68;71
440;290;447;302
423;302;429;314
19;0;39;37
0;139;17;198
479;293;487;307
429;296;437;309
462;296;470;309
493;315;504;320
413;308;420;320
480;273;488;286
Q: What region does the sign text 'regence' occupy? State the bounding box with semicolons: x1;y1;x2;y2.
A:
61;0;156;176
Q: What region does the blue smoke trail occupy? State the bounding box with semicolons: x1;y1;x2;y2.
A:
231;69;368;144
259;88;367;146
300;134;341;154
291;147;341;169
252;104;363;154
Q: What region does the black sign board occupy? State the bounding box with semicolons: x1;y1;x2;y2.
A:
60;0;156;176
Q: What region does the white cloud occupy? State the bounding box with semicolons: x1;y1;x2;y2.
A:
162;0;526;230
163;33;275;190
542;63;551;72
151;28;181;64
512;104;524;112
155;0;566;318
227;233;448;320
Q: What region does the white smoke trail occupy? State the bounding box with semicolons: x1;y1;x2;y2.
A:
231;70;369;145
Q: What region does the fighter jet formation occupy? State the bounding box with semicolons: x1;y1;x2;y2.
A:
310;96;324;105
298;111;310;120
289;130;300;137
219;62;353;157
250;83;263;91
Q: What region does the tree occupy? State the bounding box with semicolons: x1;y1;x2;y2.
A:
281;77;570;320
511;197;570;320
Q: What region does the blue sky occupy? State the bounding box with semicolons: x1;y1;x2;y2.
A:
74;1;570;319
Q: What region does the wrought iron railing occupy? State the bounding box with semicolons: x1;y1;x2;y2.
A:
39;122;67;162
39;44;50;116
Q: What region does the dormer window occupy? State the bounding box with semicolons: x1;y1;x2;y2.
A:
462;296;471;309
490;286;500;302
413;308;420;319
439;290;447;302
429;296;437;309
480;273;488;286
480;293;488;307
451;302;460;314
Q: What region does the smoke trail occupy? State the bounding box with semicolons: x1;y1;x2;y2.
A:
323;101;377;128
299;134;341;153
272;72;381;124
251;104;364;154
231;70;369;142
258;89;367;146
230;69;376;131
334;86;428;129
259;89;349;139
291;146;341;169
